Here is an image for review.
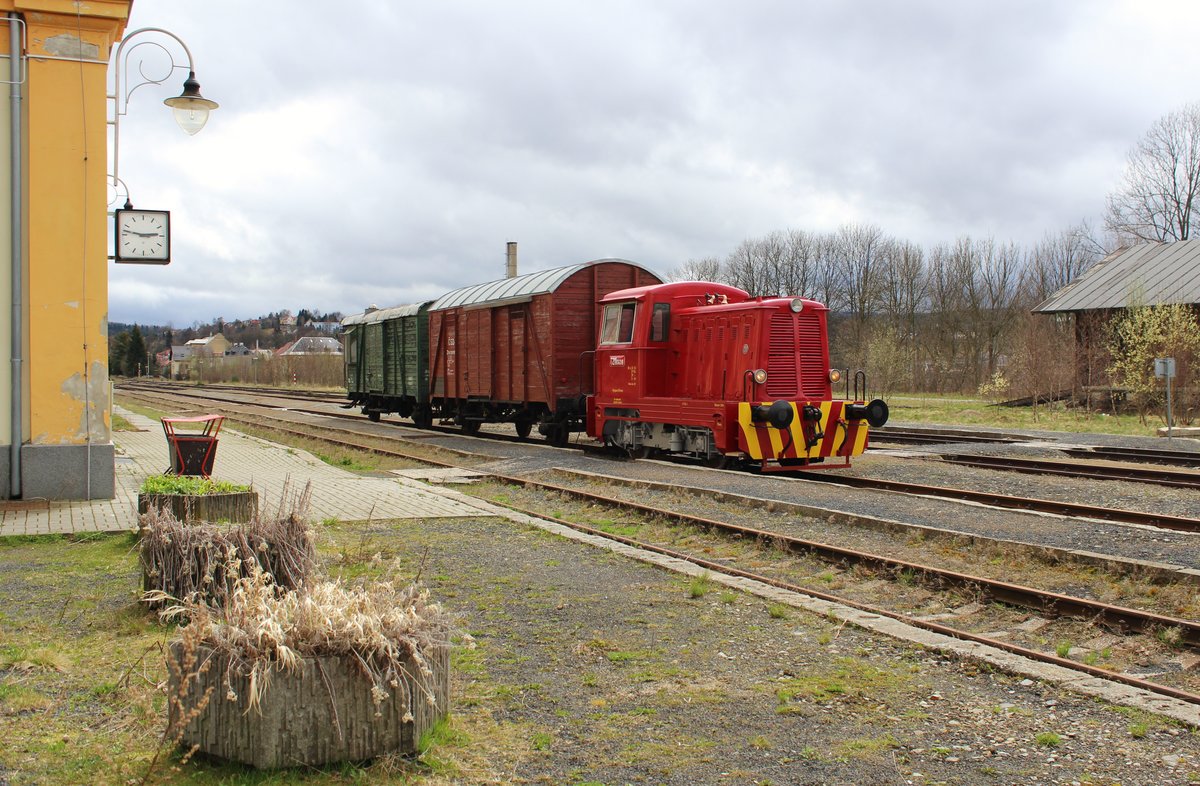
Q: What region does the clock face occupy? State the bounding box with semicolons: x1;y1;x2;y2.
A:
115;209;171;263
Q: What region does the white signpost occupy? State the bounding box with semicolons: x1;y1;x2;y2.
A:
1154;357;1176;439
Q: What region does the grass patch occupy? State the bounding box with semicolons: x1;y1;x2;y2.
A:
775;657;908;709
138;474;250;495
1035;731;1062;747
887;393;1160;437
111;412;136;432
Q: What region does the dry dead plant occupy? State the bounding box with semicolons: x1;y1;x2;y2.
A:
138;492;316;608
161;560;451;717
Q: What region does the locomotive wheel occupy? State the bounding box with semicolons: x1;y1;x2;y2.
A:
367;410;381;423
515;419;534;440
628;445;652;460
461;420;481;435
702;453;728;469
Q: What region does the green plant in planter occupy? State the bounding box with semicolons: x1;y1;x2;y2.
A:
139;474;251;495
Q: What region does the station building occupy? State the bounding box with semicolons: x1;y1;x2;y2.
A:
0;1;134;499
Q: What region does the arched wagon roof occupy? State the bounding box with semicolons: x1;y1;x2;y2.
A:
430;258;658;311
342;302;430;327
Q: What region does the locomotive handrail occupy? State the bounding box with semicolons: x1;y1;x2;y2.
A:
742;369;757;402
853;370;867;401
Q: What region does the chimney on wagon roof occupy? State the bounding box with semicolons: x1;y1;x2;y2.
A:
506;241;518;279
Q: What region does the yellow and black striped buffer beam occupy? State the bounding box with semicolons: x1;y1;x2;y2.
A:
736;401;870;461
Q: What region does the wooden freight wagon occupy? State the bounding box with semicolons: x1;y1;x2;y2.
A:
342;302;433;424
427;259;661;444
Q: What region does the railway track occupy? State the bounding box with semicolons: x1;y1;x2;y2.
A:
797;470;1200;533
872;426;1024;445
120;380;1200;535
116;385;1200;709
1063;444;1200;469
937;452;1200;490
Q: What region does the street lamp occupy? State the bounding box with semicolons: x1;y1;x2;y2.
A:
109;27;219;198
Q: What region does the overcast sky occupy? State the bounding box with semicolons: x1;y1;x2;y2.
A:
107;1;1200;328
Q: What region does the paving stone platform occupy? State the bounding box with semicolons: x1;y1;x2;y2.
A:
0;407;494;537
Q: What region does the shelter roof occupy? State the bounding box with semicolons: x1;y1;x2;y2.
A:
1034;240;1200;313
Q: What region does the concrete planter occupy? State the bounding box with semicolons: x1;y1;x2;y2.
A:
138;490;258;523
168;642;449;769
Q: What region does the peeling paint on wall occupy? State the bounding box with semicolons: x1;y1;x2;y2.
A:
43;33;100;60
58;359;112;443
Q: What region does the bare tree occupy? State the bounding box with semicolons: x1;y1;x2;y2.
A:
1024;223;1103;305
669;256;723;282
779;228;821;298
831;224;888;365
1106;103;1200;243
878;240;927;389
725;238;773;295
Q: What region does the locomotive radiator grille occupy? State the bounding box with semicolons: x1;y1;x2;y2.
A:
796;313;828;399
765;314;798;398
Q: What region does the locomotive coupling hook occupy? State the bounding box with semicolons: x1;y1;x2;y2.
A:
751;400;794;430
845;398;890;428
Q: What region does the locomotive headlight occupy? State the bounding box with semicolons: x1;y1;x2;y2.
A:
828;369;842;383
752;368;768;384
789;298;804;313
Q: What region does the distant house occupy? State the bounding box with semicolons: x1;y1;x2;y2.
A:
1034;240;1200;390
279;313;297;332
184;334;231;357
225;343;253;356
276;336;343;355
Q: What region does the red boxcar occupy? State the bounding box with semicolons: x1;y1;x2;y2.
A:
427;259;662;444
587;281;888;470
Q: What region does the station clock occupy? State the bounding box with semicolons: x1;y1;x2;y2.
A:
114;208;171;264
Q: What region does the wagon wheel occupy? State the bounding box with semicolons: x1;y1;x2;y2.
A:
412;408;433;429
515;418;534;440
367;410;381;423
461;420;481;436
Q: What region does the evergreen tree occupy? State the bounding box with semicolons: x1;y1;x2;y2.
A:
108;331;130;377
123;325;148;377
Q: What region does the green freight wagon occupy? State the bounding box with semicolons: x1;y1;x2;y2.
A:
342;301;434;426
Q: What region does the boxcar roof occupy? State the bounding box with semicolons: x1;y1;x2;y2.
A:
430;258;658;311
341;301;430;326
1034;240;1200;313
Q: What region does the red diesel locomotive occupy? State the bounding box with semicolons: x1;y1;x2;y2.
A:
344;261;887;470
588;280;887;470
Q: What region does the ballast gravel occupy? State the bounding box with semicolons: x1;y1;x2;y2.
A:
379;511;1200;786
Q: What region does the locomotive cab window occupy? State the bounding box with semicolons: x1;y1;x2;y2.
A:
600;302;637;344
650;303;670;342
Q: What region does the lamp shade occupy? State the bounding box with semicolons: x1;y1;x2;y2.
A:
163;71;219;136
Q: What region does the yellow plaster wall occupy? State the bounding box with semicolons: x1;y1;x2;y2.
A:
0;25;13;447
18;2;130;445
